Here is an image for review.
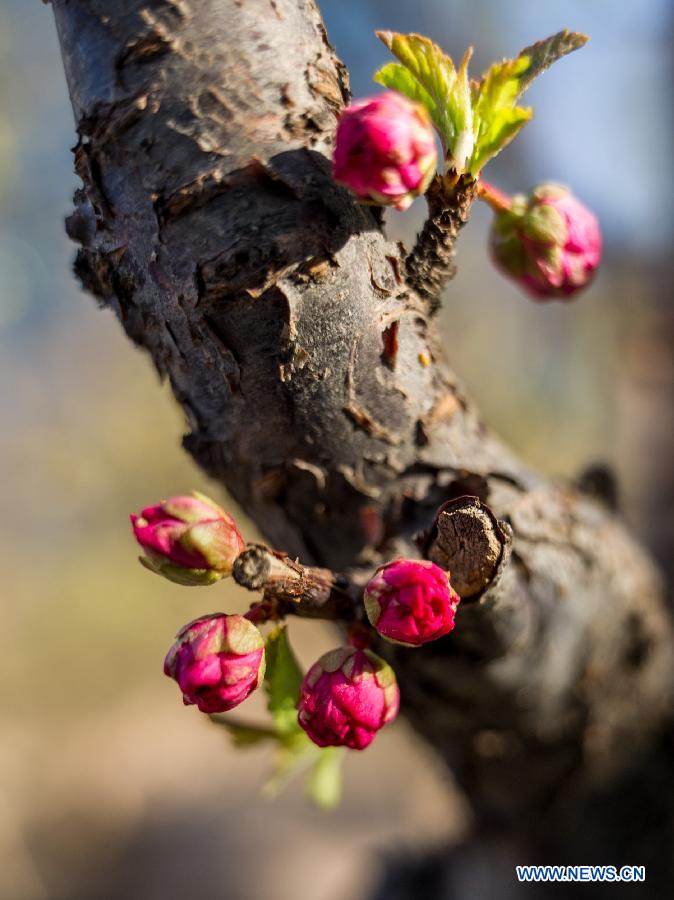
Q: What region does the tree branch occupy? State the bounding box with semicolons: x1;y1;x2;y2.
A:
51;0;674;882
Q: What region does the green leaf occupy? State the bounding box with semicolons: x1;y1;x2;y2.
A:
263;625;305;737
209;717;279;748
374;29;587;176
515;30;588;96
468;29;587;174
375;31;473;168
469;56;532;174
469;107;532;175
373;62;436;119
376;31;454;111
473;56;529;126
307;747;345;810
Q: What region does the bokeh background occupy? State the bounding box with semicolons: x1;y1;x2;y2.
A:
1;1;672;898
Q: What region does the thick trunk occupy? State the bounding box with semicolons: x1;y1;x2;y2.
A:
52;0;673;888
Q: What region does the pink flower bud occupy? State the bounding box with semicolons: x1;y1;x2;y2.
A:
164;613;265;713
298;647;399;750
490;183;602;300
333;91;437;211
130;492;244;585
364;559;460;646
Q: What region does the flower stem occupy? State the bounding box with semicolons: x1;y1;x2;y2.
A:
477;180;513;213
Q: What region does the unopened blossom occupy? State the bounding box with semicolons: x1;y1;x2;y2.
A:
164;613;265;713
130;492;244;585
489;183;601;300
364;559;460;646
333;91;437;211
298;647;399;750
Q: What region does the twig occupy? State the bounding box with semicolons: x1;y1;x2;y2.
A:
233;543;361;622
405;173;478;312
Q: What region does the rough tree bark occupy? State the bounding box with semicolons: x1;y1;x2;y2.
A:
51;0;673;893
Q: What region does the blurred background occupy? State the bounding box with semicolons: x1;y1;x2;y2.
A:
0;1;672;898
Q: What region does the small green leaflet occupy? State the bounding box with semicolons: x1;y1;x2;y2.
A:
374;31;474;170
209;717;278;747
264;624;305;737
374;62;436;120
469;55;533;175
515;30;589;96
307;746;344;810
210;624;345;808
469;29;588;174
373;29;588;176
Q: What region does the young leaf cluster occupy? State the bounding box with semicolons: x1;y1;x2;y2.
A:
374;29;587;177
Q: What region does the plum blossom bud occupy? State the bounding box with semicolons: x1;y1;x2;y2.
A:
333;91;437;211
364;559;460;646
298;647;399;750
130;492;244;585
164;613;265;713
489;183;602;300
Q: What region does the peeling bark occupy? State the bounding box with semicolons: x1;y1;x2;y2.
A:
51;0;673;890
